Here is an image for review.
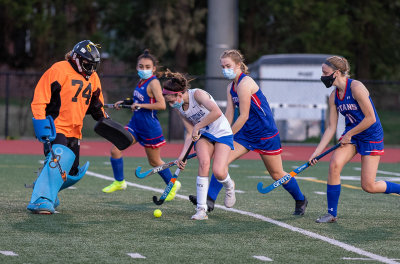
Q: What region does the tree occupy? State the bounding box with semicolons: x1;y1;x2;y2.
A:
101;0;207;73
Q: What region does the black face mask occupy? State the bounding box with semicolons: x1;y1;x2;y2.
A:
320;72;336;88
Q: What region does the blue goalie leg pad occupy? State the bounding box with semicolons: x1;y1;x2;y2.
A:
59;161;89;191
28;144;75;213
54;196;60;209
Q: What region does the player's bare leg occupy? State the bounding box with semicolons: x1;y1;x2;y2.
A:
360;155;385;193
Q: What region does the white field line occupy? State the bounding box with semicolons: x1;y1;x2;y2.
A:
353;167;400;177
340;176;400;182
253;255;273;261
247;175;317;180
127;253;146;259
0;251;18;256
86;170;399;264
343;257;400;261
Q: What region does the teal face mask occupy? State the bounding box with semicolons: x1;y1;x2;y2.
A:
138;70;153;80
171;99;183;109
222;68;237;80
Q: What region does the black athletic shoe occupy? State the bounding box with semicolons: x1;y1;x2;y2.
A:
293;196;308;215
188;194;215;212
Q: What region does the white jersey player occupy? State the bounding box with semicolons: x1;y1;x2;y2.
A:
162;70;236;220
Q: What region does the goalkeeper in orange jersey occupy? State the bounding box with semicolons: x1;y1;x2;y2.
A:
28;40;131;214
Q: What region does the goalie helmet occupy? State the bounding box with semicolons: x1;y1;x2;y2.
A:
71;40;101;79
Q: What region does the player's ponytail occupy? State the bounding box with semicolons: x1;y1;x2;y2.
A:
137;49;158;65
162;69;192;92
65;50;72;60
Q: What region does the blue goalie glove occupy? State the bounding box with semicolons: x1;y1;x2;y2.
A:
32;116;56;143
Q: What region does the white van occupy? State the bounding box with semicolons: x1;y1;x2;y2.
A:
249;54;344;141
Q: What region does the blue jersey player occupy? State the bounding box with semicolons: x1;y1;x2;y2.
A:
102;50;180;201
309;56;400;223
190;50;308;215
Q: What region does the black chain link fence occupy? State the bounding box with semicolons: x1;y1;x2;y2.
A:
1;72;399;144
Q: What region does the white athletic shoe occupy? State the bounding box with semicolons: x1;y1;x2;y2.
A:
224;180;236;208
191;207;208;220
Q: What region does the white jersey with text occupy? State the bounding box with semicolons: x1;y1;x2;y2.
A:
178;89;233;138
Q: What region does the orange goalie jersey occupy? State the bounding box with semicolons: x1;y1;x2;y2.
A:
31;60;106;139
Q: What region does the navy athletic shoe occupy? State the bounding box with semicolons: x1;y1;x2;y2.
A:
188;195;215;212
293;196;308;215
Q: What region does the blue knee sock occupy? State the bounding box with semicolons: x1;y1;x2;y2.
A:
158;168;173;184
282;177;305;201
327;184;341;217
208;173;223;201
384;181;400;194
110;157;124;181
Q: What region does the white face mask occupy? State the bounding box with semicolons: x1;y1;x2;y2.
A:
222;68;237;80
138;69;153;80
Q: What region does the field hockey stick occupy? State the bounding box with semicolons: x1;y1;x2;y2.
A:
257;143;340;194
104;104;141;109
135;153;197;179
153;140;195;205
45;138;67;182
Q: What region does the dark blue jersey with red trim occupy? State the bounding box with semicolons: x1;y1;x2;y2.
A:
230;73;278;140
129;75;161;133
335;78;383;141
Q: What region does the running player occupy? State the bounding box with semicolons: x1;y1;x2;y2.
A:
162;70;236;220
190;49;308;215
102;50;180;201
29;40;107;214
309;56;400;223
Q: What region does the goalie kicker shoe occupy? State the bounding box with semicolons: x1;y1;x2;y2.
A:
191;207;208;220
165;180;181;201
316;213;338;223
293;196;308;215
27;197;55;214
102;180;127;193
189;194;215;212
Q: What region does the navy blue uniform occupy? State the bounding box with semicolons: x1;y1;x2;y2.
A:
230;73;281;155
335;79;384;155
126;75;166;148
